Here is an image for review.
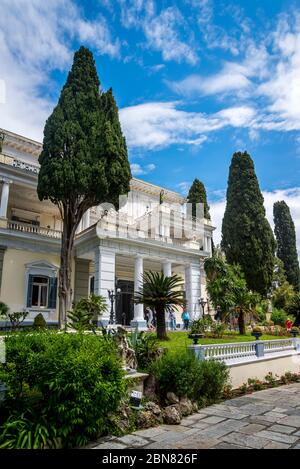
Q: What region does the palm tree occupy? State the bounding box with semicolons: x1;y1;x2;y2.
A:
134;271;185;340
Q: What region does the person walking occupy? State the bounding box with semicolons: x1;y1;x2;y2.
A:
181;308;190;330
169;310;177;331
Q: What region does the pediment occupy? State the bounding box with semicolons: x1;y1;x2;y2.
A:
25;259;59;272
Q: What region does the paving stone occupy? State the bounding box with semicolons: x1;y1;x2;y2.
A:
133;427;167;438
268;424;297;435
221;432;269;449
239;423;266;435
248;415;282;425
143;441;174;449
212;442;248;449
226;397;254;408
291;444;300;449
280;415;300;427
151;431;193;444
196;419;248;439
180;416;206;426
173;436;220;449
292;430;300;437
198;408;249;420
262;411;286;422
264;441;291;449
193;422;211;430
116;434;149;447
200;416;226;424
92;441;127;449
239;404;274;415
255;430;298;445
272;407;291;413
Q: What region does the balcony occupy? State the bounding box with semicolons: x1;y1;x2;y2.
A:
7;220;61;239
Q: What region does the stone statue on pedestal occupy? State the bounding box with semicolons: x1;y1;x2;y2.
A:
114;325;138;373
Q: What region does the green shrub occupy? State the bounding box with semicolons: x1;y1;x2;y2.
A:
190;315;213;334
128;331;162;371
271;308;289;327
210;322;226;338
0;301;9;318
0;332;126;448
68;294;107;331
33;313;46;330
149;349;228;404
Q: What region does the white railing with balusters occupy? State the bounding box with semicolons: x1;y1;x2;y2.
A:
7;220;61;239
194;338;300;365
203;342;256;364
263;338;295;355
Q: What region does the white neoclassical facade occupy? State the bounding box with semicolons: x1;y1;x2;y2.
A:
0;129;214;327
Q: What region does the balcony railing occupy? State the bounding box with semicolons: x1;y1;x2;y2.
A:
7;220;61;239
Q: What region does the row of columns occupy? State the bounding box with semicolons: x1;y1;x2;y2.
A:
93;247;202;328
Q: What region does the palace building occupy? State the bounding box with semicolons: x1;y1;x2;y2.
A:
0;128;214;328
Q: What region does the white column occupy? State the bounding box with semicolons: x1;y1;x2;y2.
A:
131;255;147;329
185;262;201;320
82;209;90;230
163;260;172;277
94;246;115;325
0;180;10;218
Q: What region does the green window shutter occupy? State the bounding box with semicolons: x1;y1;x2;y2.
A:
90;276;95;295
27;274;34;307
48;277;57;309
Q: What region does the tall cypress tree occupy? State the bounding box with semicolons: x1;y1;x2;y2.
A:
37;46;131;327
221;151;276;295
273;201;300;290
187;178;210;219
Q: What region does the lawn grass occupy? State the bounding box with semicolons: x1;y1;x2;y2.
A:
156;331;291;350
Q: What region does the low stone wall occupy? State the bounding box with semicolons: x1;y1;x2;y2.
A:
228;352;300;388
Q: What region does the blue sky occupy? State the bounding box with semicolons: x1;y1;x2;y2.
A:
1;0;300;246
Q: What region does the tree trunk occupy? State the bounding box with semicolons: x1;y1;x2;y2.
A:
156;305;167;340
58;208;78;329
238;310;246;335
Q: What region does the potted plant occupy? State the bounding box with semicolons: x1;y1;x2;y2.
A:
251;326;263;340
188;333;204;345
291;327;299;338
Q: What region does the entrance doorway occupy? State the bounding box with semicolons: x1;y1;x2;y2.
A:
116;280;134;326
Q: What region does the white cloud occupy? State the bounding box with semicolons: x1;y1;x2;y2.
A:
131;162;156;176
143;7;198;65
0;0;119;140
120;101;255;149
0;80;6;104
210;187;300;256
168;70;251;96
119;2;197;65
168;44;269;97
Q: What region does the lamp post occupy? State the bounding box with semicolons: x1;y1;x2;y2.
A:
108;288;121;325
199;297;207;318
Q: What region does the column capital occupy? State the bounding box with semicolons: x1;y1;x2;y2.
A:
0;177;12;185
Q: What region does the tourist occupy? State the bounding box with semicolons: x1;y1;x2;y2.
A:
169;310;177;331
285;318;293;332
181;308;190;330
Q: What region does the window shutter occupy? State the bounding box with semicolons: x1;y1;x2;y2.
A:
27;274;34;307
90;276;95;295
48;277;57;309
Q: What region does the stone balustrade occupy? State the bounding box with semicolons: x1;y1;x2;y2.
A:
7;220;61;239
188;338;300;366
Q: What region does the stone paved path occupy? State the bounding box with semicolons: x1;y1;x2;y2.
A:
89;383;300;449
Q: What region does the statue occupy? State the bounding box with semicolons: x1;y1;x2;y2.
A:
114;326;137;373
